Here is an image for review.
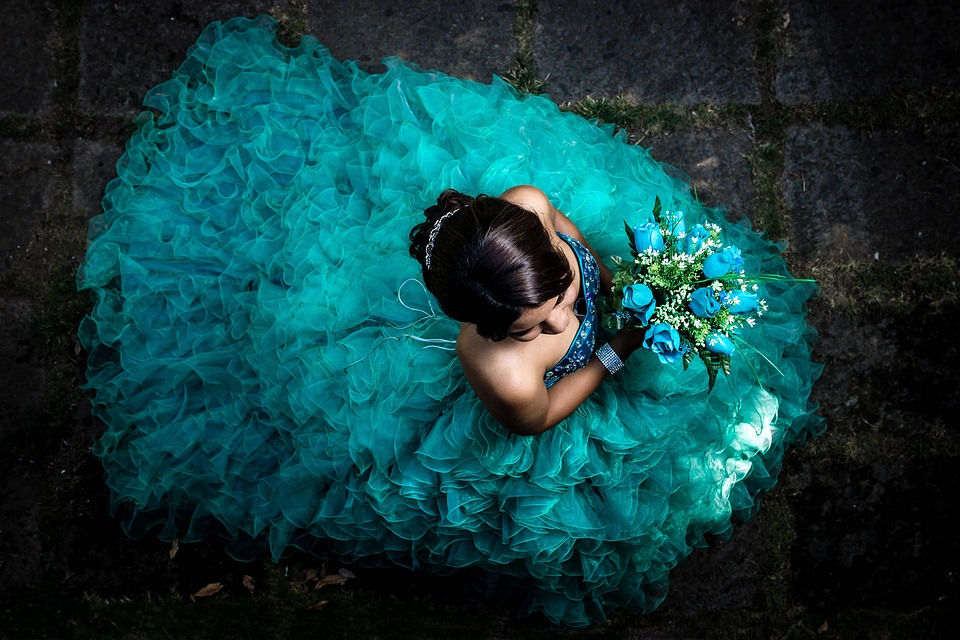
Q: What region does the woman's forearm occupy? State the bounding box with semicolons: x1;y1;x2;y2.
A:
537;332;642;431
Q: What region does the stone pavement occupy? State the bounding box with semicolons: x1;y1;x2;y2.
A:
1;1;958;637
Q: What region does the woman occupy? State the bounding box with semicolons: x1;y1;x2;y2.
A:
79;16;823;626
410;185;645;435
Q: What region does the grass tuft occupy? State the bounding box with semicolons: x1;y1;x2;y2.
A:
565;95;750;138
502;0;546;95
273;0;310;47
748;141;787;238
807;255;960;316
793;88;960;134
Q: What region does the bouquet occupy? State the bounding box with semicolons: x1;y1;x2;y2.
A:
602;197;770;390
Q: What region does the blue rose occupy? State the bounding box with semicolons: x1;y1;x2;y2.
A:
622;283;656;324
688;287;721;318
705;332;736;355
643;322;687;364
702;246;743;279
633;221;664;253
721;290;758;313
683;224;710;254
662;210;686;237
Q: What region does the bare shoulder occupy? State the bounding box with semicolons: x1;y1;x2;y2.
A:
456;329;535;390
456;331;550;434
500;185;558;231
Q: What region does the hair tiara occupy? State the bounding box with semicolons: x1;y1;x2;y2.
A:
424;207;460;270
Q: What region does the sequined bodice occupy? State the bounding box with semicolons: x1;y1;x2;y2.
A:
543;233;600;388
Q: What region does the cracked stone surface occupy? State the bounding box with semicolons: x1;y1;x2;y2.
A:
784;123;960;262
0;140;58;271
308;0;515;80
776;0;960;104
639;129;757;223
535;0;760;105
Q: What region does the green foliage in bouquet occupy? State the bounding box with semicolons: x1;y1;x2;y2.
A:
602;197;771;391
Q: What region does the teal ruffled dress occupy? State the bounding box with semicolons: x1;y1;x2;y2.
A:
77;16;824;626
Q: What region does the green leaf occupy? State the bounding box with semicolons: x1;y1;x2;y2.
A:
706;359;718;392
624;220;637;255
682;349;695;371
699;351;722;392
722;355;731;376
652;195;662;224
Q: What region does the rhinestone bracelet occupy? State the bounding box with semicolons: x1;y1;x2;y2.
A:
595;342;625;375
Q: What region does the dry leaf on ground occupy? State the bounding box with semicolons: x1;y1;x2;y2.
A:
316;574;348;589
305;600;329;610
338;568;356;579
169;538;179;559
191;582;224;598
242;575;255;594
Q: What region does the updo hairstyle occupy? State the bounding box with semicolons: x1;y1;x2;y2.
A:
409;189;573;341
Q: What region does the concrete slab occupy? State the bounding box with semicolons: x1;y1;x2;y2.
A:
777;0;960;104
787;307;960;611
0;140;57;271
534;0;760;105
71;139;125;218
307;0;515;81
0;296;45;437
791;450;956;611
661;515;767;618
0;0;58;118
784;123;960;262
639;129;757;223
77;0;291;118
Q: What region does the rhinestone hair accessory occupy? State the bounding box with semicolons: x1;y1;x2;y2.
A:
424;207;460;270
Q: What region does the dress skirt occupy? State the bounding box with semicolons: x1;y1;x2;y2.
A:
78;15;824;626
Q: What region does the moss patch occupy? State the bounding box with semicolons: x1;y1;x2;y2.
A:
502;0;546;95
807;255;960;316
273;0;310;47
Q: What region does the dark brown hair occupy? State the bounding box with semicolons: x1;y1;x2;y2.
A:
409;190;573;341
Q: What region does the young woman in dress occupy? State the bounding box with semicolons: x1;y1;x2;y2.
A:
78;16;823;626
410;184;645;435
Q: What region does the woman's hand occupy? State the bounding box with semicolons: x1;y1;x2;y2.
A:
608;327;647;359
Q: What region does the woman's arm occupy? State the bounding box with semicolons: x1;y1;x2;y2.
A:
462;330;645;436
534;330;644;434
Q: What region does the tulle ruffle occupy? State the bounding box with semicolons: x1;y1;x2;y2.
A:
78;15;824;626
